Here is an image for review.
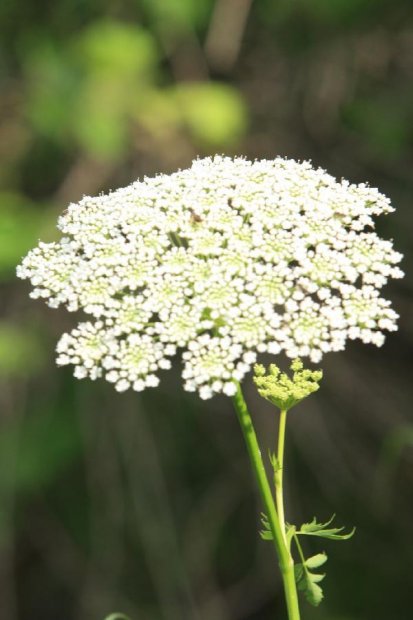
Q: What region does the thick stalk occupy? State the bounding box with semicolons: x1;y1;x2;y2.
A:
231;383;300;620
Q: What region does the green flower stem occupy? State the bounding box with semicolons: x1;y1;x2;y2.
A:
292;531;307;567
232;383;300;620
275;409;288;544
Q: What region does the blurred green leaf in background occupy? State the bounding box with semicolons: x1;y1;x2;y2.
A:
22;19;246;162
0;193;52;276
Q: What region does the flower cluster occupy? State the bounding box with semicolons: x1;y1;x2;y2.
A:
254;359;323;412
17;156;403;398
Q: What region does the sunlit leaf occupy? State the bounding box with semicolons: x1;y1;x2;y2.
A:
74;21;159;81
174;82;247;146
74;77;129;159
72;22;160;158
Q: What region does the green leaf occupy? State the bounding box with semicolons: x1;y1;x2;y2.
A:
303;575;324;607
259;512;273;540
269;451;280;472
104;615;131;620
305;552;327;569
309;573;326;583
74;83;129;159
174;82;247;147
295;564;325;607
75;21;159;80
301;514;336;532
298;515;355;540
293;534;328;607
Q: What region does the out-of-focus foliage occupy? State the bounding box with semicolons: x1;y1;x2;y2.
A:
0;0;412;619
0;395;81;499
0;193;52;275
22;20;246;161
0;322;45;376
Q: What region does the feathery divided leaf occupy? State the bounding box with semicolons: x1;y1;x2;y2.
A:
261;514;355;543
294;553;327;607
259;512;273;540
260;512;353;608
298;515;355;540
292;516;354;607
297;569;325;606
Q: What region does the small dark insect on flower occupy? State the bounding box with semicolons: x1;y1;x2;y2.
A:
189;209;203;224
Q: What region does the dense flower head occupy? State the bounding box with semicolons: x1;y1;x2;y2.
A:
254;359;323;412
17;156;403;398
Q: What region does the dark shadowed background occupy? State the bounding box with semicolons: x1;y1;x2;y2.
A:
0;1;412;619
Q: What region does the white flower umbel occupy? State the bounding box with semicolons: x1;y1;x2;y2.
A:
17;156;403;398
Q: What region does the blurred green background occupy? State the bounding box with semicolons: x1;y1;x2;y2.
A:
1;0;412;618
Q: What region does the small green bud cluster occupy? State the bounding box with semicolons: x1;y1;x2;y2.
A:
253;359;322;411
